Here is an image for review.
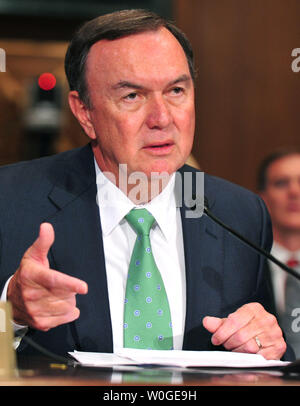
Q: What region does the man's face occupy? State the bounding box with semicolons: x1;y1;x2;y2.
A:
76;27;195;181
261;154;300;232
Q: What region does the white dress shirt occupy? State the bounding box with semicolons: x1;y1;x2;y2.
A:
95;161;186;351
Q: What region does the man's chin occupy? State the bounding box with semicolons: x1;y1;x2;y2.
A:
145;159;184;177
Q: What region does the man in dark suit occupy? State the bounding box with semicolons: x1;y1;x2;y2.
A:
0;9;290;360
258;149;300;358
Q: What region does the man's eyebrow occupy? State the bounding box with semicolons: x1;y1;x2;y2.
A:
111;81;143;90
111;74;192;91
168;74;191;86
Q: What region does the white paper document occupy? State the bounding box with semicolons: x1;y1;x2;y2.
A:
69;348;290;369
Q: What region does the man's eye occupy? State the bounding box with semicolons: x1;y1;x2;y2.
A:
273;179;289;188
124;92;138;101
171;87;184;95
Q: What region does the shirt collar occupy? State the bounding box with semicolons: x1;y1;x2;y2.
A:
95;160;177;240
272;242;300;263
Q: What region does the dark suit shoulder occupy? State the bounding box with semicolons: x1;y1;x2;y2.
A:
179;165;271;249
205;172;272;252
0;144;94;278
0;144;93;192
0;145;88;178
205;172;261;205
180;164;264;212
205;172;266;215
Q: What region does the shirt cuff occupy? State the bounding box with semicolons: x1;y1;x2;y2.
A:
1;276;28;348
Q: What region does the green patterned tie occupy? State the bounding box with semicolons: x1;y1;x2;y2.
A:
124;208;173;350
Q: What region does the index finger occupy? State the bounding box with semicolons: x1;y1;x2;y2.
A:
47;269;88;295
210;305;255;346
28;262;88;295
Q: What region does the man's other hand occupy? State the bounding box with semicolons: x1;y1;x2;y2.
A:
203;302;286;360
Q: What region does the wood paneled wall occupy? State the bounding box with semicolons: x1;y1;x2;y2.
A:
175;0;300;192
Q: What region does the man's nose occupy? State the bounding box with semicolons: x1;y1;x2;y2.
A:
146;95;172;129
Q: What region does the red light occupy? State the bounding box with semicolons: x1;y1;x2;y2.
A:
38;73;56;91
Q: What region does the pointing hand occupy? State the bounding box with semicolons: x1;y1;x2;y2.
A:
7;223;88;331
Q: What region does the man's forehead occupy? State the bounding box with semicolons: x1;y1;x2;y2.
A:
268;155;300;178
86;27;188;70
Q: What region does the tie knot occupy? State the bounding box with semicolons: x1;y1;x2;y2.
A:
125;208;155;236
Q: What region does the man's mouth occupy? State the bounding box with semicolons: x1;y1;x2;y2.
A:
143;141;174;154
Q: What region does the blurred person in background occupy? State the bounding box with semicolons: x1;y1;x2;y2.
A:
258;149;300;358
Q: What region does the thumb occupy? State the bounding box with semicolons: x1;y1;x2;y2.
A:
26;223;55;265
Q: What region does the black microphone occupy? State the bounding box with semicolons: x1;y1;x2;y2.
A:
203;196;300;281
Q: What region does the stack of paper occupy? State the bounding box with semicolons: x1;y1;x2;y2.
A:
69;348;290;369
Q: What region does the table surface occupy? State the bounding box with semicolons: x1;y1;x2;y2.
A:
1;354;300;388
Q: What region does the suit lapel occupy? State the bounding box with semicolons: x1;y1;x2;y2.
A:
45;145;113;352
178;167;225;350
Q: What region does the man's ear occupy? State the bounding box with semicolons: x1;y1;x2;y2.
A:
68;91;96;140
